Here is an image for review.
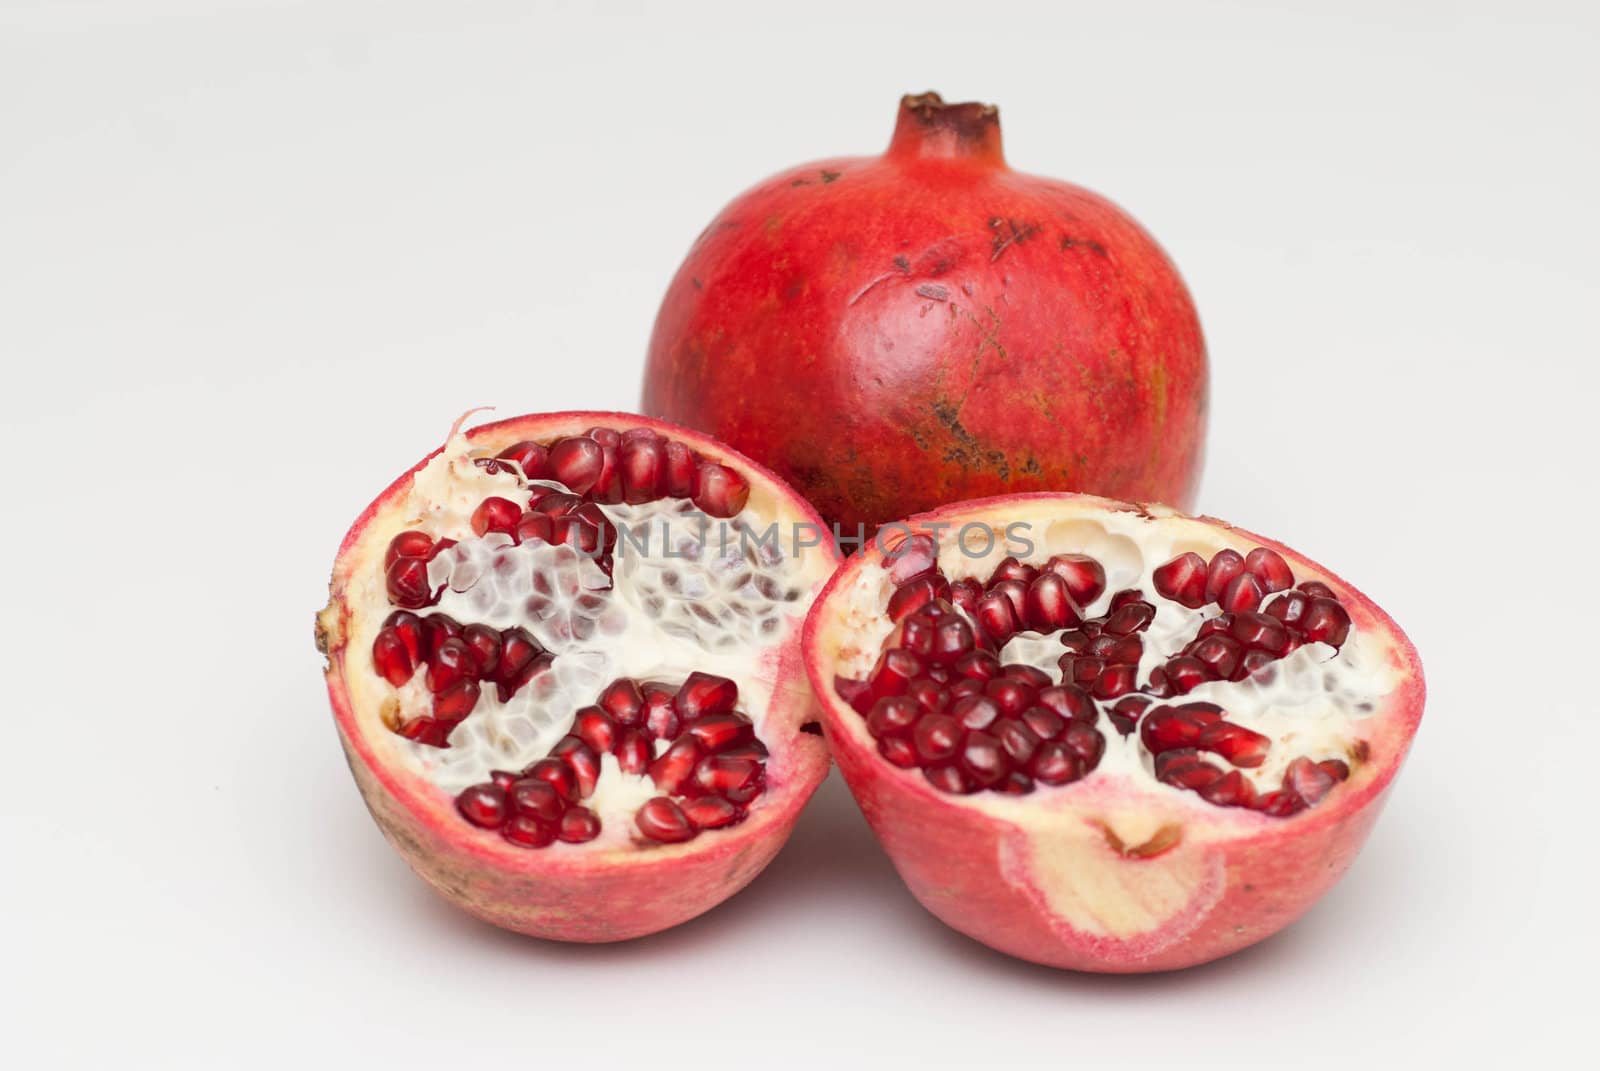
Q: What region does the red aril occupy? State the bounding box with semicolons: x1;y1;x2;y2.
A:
642;92;1207;535
315;412;837;942
804;493;1424;972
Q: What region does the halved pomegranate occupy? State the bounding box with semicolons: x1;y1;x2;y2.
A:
804;494;1423;972
315;412;837;941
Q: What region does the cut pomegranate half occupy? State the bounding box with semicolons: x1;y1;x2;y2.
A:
804;494;1424;972
316;412;837;941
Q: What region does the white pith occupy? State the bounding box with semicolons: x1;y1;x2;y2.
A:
340;427;830;848
826;505;1400;804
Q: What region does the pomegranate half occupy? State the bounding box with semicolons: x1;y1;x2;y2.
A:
315;412;837;941
643;92;1207;535
804;494;1423;971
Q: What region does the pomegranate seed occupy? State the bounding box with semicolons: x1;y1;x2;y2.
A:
994;718;1041;765
522;757;580;803
372;628;415;687
1035;684;1096;723
951;695;1000;732
385;556;435;609
1264;590;1312;629
907;679;950;713
636;797;697;843
1188;635;1243;681
592;444;623;504
674;672;739;720
1197;614;1234;639
531;490;582;515
614;729;652;776
1058;628;1092;653
984;677;1036;717
1197;721;1271;768
1030;743;1083;785
835;675;872;712
426;637;476;692
461;624;502;676
1164;655;1209;694
489;769;519;791
1062;722;1105;769
501;815;556;847
662;440;696;498
1103;600;1155;635
1200;769;1258;808
878;736;920;767
1319;758;1351;781
1140;708;1204;752
432;678;480;721
1218;573;1265;614
513;511;553;546
959;731;1008;787
1088;633;1142;664
948;678;984;701
385;530;435;568
550;736;601;797
994;772;1035;795
1001;664;1053;689
1299;580;1335;598
644;697;680;739
867;697;921;738
471;496;521;537
684;712;753;753
586;426;622;448
572;706;618;752
1022;573;1082;632
496;440;550;479
1245;547;1293;593
1204;549;1245;605
948;577;984;613
509;779;565;824
597;678;646;726
1043;553;1106;608
557;806;602;843
547;436;605;494
922;764;977;794
1240;649;1276;679
493;628;549;701
947;646;998;681
694;755;765;803
1059;655;1105;690
1283;756;1338;805
912;714;962;763
886;533;939;585
1146;667;1173;697
619;438;666;503
382;610;424;660
1021;705;1066;740
691;462;750;518
988;557;1038;587
421;614;461;656
399;717;454;747
887;574;949;622
1230;611;1291;655
1092;663;1137;699
1257;790;1307;817
1153;552;1208;608
1302;597;1352;647
648;736;704;794
975;590;1020;646
929;614;975;664
681;795;745;830
867;648;921;701
1153;751;1220;790
455;783;509;828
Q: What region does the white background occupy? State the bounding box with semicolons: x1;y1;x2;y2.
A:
3;1;1594;1065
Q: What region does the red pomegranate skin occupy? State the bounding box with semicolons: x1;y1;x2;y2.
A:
643;93;1207;535
804;495;1424;972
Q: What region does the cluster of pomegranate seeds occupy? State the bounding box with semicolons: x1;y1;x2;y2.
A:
1147;548;1352;697
838;534;1359;816
371;611;553;746
452;672;767;847
381;424;749;611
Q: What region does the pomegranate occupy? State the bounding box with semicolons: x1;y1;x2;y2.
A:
315;411;837;941
643;92;1207;536
804;494;1423;971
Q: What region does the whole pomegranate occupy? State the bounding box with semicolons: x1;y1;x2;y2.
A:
315;412;837;941
804;494;1423;971
643;92;1207;536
